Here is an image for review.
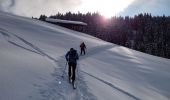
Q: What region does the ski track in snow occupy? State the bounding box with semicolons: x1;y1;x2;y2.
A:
0;27;142;100
0;28;140;100
76;45;141;100
0;27;98;100
0;28;57;62
0;28;42;55
82;71;141;100
44;56;98;100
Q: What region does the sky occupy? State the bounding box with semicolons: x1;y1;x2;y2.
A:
0;0;170;18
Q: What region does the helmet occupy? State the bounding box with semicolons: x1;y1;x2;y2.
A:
70;48;74;51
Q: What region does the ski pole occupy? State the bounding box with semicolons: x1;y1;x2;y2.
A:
76;63;79;80
61;61;67;78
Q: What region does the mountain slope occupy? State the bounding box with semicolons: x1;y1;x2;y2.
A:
0;11;170;100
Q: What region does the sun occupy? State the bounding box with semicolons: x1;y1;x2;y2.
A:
76;0;134;18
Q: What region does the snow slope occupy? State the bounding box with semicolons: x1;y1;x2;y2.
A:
0;11;170;100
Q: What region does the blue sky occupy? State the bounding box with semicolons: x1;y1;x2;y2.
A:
119;0;170;16
0;0;170;17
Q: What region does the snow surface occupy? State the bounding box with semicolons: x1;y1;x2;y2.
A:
0;11;170;100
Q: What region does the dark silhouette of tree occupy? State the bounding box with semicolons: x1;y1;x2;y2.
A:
39;15;47;21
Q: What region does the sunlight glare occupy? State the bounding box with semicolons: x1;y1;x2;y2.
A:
77;0;134;18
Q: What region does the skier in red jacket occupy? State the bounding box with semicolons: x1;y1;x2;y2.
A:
80;42;86;55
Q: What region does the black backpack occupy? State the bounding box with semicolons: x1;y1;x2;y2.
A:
68;50;78;63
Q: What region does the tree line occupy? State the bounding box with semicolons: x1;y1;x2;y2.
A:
37;12;170;59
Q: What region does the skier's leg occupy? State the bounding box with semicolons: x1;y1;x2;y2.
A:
68;63;72;82
83;49;85;55
72;63;76;83
80;48;83;55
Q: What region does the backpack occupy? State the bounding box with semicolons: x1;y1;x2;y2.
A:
80;43;86;48
68;50;78;63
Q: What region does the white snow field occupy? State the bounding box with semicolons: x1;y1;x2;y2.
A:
0;11;170;100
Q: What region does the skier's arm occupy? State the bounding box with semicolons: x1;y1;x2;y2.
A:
65;52;69;61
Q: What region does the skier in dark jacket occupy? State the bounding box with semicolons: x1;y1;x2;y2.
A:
80;42;86;55
65;48;79;85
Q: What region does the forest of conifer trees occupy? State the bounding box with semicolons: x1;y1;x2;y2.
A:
37;12;170;59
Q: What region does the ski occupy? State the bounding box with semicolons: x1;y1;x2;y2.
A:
72;82;76;89
68;77;76;89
